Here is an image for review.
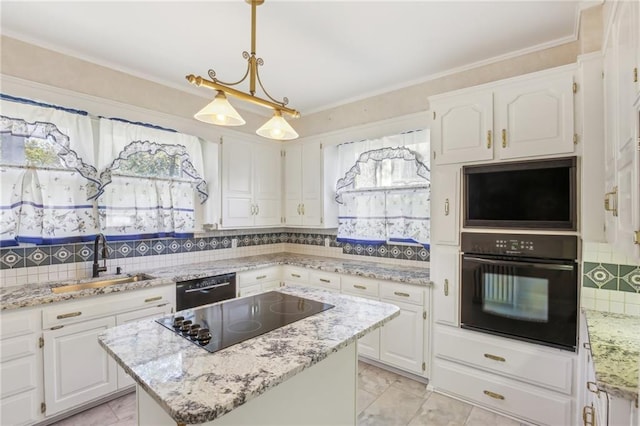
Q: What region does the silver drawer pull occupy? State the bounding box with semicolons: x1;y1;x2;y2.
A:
57;311;81;320
291;273;301;278
394;291;410;297
444;279;449;296
483;390;505;400
484;353;506;362
256;275;267;280
145;296;162;303
319;278;331;283
353;284;367;290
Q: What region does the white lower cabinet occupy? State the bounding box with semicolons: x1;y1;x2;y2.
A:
379;299;424;374
43;316;118;416
432;326;576;425
341;276;381;360
115;305;173;389
237;266;282;297
0;308;43;426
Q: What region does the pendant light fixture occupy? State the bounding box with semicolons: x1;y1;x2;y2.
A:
186;0;300;140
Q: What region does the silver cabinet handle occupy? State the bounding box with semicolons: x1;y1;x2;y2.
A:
353;284;367;290
301;203;305;215
444;279;449;296
297;204;301;215
319;278;331;283
57;311;81;320
256;204;259;215
291;273;301;278
444;198;450;216
256;275;267;280
394;291;410;297
144;296;162;303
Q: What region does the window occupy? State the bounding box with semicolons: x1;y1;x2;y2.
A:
0;106;100;246
335;130;430;247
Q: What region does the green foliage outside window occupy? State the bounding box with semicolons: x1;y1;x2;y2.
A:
117;151;182;178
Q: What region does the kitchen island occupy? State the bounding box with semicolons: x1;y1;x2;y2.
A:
98;286;400;425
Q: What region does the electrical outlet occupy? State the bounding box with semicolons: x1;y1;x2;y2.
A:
231;238;238;249
324;237;331;248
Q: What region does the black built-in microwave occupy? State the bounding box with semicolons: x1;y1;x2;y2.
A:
463;157;577;230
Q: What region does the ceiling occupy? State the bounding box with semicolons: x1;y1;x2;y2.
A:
1;1;583;116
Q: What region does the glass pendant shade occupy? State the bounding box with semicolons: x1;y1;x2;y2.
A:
194;91;246;126
256;110;299;140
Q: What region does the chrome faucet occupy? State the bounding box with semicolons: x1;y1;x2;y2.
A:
92;233;108;278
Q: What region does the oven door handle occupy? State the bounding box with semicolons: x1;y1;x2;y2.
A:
464;256;574;271
183;282;232;293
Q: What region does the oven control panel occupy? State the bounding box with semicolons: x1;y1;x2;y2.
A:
462;232;578;260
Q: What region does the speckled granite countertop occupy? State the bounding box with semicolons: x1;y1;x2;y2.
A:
98;286;399;424
583;309;639;401
0;253;430;311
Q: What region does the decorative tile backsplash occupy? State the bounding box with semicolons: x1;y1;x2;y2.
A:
583;262;640;293
0;231;429;271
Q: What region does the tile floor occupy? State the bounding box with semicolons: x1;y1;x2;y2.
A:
51;361;526;426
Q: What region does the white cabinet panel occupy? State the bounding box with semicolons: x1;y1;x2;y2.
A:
430;167;459;246
1;391;41;426
495;72;574;160
431;91;494;165
43;316;117;416
430;245;459;326
221;136;282;228
379;299;424;374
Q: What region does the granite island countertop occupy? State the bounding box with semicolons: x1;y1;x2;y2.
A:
583;309;640;401
98;286;400;424
1;252;430;311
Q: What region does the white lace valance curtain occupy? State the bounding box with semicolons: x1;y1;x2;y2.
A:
0;100;99;246
97;118;206;239
335;130;430;247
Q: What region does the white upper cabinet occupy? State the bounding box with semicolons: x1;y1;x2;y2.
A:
431;91;494;165
283;140;338;228
430;66;576;165
495;72;574;160
603;1;640;261
221;136;282;228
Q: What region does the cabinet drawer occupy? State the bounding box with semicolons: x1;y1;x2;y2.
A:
0;309;40;340
43;285;174;329
380;282;424;306
434;328;574;394
309;271;341;291
434;359;572;426
238;283;262;297
237;266;281;288
282;266;309;283
1;356;38;399
341;276;379;298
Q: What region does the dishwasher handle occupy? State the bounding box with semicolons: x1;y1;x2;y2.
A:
183;281;232;293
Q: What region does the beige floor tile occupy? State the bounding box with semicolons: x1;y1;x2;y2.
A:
358;364;399;396
408;392;473;426
107;392;136;420
358;385;425;426
391;374;430;399
465;406;522;426
357;388;378;416
49;403;119;426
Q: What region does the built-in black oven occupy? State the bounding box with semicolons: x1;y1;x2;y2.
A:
463;156;577;230
460;232;579;351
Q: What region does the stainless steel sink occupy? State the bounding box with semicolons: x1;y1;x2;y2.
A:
51;273;154;294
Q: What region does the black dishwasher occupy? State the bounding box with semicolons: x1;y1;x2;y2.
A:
175;273;236;311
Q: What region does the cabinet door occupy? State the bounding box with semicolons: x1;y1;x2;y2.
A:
253;142;282;227
431;245;459;326
301;142;323;226
379;299;424;374
284;144;303;226
43;317;117;416
221;138;254;227
616;0;639;150
495;71;574;160
430;167;459;245
115;305;172;389
431;91;494;165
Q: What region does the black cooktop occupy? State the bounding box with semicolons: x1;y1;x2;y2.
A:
156;291;334;353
